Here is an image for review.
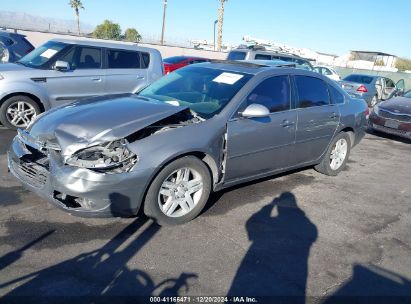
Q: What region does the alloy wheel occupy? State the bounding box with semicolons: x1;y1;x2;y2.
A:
330;138;348;170
158;167;203;218
6;101;37;128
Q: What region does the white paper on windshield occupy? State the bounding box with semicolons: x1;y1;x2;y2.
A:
40;49;58;58
212;72;243;85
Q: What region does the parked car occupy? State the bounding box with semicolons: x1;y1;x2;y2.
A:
243;59;297;68
0;38;163;129
0;30;34;63
340;74;405;107
314;65;340;81
368;90;411;139
227;47;314;71
163;56;209;74
8;61;367;225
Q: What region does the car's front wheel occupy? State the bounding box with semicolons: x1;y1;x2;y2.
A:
0;95;41;130
144;156;212;226
315;132;351;176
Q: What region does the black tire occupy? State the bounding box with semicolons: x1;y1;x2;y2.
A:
314;132;351;176
0;95;41;130
144;156;212;226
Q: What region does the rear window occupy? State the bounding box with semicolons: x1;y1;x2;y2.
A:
295;76;330;108
227;51;246;60
163;56;187;64
107;49;141;69
343;75;374;84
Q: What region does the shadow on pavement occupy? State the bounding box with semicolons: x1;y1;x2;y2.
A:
323;264;411;304
228;192;318;303
0;209;198;303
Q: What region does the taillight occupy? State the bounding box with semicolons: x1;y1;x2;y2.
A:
357;85;368;93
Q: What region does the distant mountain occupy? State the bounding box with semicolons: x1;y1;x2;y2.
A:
0;11;94;34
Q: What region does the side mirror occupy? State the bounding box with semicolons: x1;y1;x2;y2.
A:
54;60;70;71
240;103;270;118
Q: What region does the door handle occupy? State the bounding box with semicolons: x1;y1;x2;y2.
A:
281;120;295;128
91;77;101;81
136;76;145;80
330;112;338;119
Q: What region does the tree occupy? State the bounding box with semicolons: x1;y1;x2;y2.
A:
395;57;411;72
69;0;84;35
93;20;122;40
217;0;228;51
124;28;142;42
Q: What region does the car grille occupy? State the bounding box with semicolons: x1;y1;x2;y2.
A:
379;109;411;122
11;146;49;189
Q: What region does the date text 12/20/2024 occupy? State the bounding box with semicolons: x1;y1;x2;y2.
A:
150;296;258;303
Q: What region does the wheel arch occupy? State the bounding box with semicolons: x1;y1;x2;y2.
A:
339;127;355;147
0;92;45;112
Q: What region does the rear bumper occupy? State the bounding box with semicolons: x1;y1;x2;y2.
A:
7;136;152;217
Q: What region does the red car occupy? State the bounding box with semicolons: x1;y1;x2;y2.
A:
163;56;209;74
369;90;411;140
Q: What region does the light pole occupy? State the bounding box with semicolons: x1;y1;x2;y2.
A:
213;20;218;51
160;0;168;45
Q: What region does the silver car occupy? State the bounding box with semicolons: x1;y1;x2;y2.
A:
340;74;405;107
8;62;367;225
0;38;163;129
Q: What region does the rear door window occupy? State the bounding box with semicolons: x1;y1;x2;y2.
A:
329;85;345;104
245;75;291;113
295;75;330;108
254;54;272;60
227;51;246;60
107;49;142;69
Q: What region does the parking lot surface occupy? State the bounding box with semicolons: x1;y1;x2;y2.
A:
0;128;410;302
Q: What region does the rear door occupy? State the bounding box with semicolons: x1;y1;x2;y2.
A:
45;45;105;106
225;75;297;181
104;48;148;94
292;75;340;165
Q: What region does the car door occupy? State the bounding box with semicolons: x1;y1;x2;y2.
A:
292;75;340;165
382;78;396;100
104;48;148;94
224;75;297;181
45;45;105;107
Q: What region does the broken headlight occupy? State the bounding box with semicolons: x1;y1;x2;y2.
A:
65;139;137;173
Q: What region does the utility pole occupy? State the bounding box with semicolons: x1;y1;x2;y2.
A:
213;20;218;51
160;0;168;45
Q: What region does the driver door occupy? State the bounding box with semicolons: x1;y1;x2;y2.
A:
224;75;297;182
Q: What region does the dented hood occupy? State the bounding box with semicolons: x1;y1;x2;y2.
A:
29;94;188;155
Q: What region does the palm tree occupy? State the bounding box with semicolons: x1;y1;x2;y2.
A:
217;0;228;51
69;0;84;35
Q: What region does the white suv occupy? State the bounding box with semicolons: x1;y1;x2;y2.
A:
0;38;163;129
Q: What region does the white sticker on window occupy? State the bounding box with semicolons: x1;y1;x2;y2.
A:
40;49;58;58
212;72;244;85
165;100;180;106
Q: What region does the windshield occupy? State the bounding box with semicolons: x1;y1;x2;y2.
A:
343;74;374;84
139;66;252;118
18;41;68;68
227;51;247;60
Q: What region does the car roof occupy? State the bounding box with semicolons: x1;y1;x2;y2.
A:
230;48;305;59
49;38;155;52
164;55;207;60
243;59;297;67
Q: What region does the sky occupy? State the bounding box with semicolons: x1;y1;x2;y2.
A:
1;0;410;57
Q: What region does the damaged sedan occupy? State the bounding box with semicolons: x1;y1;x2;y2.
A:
8;62;367;225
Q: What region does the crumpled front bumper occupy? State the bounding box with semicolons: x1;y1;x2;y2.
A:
8;135;152;217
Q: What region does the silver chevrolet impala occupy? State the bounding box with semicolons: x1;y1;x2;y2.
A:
8;62;367;225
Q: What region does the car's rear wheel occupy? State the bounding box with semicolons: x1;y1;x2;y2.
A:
314;132;351;176
144;156;211;226
0;95;41;130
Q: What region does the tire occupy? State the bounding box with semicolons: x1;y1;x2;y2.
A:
0;95;41;130
314;132;351;176
370;95;378;107
144;156;212;226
